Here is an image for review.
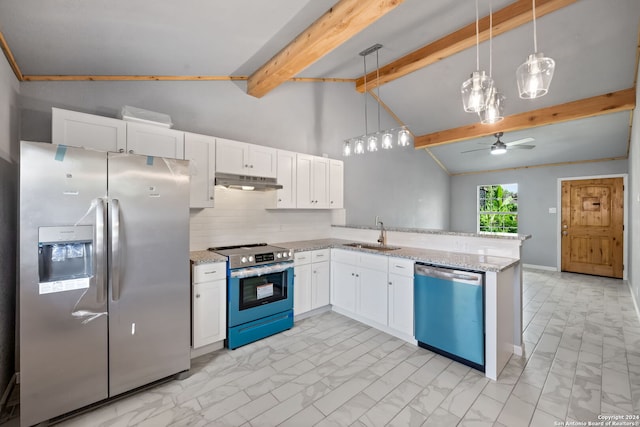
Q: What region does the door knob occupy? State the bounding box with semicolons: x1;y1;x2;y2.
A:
562;231;568;236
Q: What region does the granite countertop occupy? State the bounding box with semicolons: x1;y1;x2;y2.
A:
273;239;518;273
333;224;531;241
190;250;227;265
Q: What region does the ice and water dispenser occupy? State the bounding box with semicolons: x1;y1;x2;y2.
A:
38;226;94;294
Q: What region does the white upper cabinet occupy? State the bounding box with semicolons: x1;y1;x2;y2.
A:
126;122;185;159
52;107;127;153
216;138;276;178
329;159;344;209
296;154;330;209
52;108;184;159
184;132;216;208
275;150;297;209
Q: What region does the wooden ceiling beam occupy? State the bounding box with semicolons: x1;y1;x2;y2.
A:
0;31;23;81
414;88;637;148
355;0;577;93
247;0;404;98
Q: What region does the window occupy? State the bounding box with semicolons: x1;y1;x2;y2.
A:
478;183;518;234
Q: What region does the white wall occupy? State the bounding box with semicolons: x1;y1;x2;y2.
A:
629;69;640;307
0;53;19;396
450;160;629;268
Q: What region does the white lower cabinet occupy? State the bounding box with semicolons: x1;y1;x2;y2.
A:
294;249;330;316
387;258;415;337
331;249;415;340
192;262;226;348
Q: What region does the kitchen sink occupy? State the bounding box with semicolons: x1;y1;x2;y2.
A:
343;242;401;252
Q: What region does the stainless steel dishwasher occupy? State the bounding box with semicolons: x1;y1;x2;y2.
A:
414;263;485;372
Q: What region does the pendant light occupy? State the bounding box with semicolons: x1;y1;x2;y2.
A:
343;139;352;156
480;0;505;124
397;127;412;147
516;0;555;99
461;0;493;113
362;48;378;152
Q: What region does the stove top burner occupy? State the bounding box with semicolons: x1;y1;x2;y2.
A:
208;243;292;269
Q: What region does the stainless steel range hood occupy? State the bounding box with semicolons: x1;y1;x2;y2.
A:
214;172;282;191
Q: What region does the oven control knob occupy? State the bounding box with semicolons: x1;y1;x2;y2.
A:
249;256;254;262
276;252;282;258
241;256;247;263
283;252;289;258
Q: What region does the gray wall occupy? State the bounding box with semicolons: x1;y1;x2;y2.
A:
450;160;629;267
18;80;451;230
628;73;640;304
0;54;19;395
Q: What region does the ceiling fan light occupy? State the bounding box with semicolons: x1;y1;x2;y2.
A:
516;52;555;99
461;71;492;113
381;131;393;149
480;87;505;124
490;141;507;155
397;127;412;147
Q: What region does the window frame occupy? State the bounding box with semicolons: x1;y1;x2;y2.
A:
477;183;519;235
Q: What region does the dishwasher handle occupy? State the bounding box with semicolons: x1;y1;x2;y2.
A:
415;263;483;285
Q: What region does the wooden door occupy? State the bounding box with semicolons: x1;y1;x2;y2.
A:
561;178;624;278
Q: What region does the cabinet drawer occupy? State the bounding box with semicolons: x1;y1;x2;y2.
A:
193;262;226;283
294;251;312;266
312;249;330;263
331;249;359;265
359;252;388;272
388;258;414;277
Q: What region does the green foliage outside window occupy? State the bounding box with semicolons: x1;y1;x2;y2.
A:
478;184;518;234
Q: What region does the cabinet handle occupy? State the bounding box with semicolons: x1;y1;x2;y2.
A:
351;273;355;276
128;150;134;154
313;270;317;274
244;164;249;168
118;148;125;153
204;271;216;274
250;165;254;168
316;254;324;258
356;274;359;278
331;201;334;204
394;265;405;269
196;294;201;298
278;198;282;202
388;281;392;286
210;196;214;200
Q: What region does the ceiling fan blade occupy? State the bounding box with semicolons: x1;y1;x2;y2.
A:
460;147;489;154
505;137;535;146
508;145;535;150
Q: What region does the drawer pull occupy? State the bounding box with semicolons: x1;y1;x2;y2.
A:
204;271;217;274
394;265;405;269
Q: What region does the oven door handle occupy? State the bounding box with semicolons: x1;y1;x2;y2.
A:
230;262;293;279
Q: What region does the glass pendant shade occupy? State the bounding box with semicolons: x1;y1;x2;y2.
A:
381;131;393;149
461;71;493;113
367;134;379;152
343;140;352;157
354;138;365;154
397;127;412;147
480;86;505;124
516;52;555;99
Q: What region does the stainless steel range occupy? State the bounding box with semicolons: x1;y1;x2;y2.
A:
208;243;294;349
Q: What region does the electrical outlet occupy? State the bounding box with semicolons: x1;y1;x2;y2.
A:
548;207;557;214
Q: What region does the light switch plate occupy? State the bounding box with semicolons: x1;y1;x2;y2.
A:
548;207;557;214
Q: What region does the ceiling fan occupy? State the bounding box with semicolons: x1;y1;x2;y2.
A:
461;132;535;155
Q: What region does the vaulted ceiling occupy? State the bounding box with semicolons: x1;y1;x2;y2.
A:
1;0;638;174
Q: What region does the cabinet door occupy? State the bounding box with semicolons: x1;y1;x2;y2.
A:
331;262;357;313
126;123;185;159
184;132;215;208
52;107;126;153
312;157;330;208
388;273;414;336
248;144;277;178
294;264;312;315
329;159;344;209
215;138;247;175
296;154;314;208
312;261;330;309
192;280;226;348
358;267;388;326
275;150;297;208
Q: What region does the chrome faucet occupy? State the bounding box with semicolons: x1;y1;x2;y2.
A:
376;217;387;246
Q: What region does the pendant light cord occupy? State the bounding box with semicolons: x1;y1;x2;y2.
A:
532;0;538;53
363;55;368;135
376;50;381;132
489;0;493;77
475;0;480;70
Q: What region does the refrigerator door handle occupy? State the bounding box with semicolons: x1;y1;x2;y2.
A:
95;198;106;303
111;198;121;301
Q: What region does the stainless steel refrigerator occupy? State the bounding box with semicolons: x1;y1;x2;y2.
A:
19;140;191;426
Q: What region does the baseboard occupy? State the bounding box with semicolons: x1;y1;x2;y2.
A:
522;264;558;271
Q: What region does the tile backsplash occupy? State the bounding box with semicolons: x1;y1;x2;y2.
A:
189;187;344;250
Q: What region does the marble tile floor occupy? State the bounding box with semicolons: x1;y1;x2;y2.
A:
7;268;640;427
